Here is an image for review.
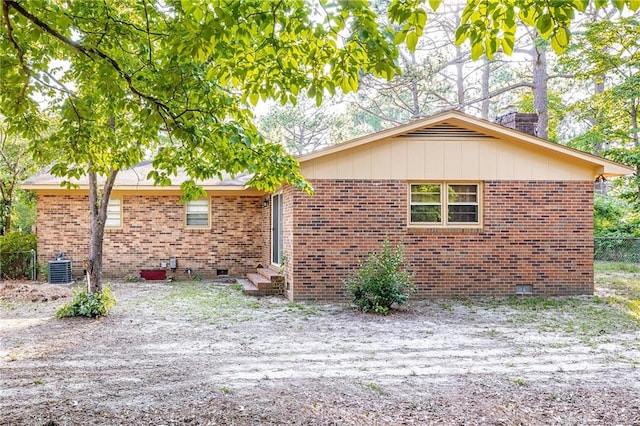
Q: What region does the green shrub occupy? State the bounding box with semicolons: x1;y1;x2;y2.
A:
0;232;37;279
56;287;116;319
345;239;415;314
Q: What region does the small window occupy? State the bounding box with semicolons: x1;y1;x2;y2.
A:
410;183;480;227
105;198;121;228
410;184;442;224
447;184;479;224
186;199;209;227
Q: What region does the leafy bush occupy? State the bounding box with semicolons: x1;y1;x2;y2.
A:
56;287;116;319
345;239;415;315
0;232;37;279
594;194;640;237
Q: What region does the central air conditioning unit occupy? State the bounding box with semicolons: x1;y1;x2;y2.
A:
48;260;72;285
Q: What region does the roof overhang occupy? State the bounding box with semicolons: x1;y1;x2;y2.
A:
21;184;266;196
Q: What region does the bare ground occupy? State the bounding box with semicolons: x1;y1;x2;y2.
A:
1;277;639;425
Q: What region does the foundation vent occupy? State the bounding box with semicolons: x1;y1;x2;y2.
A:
515;285;533;295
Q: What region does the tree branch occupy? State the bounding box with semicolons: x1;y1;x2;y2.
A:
5;0;177;121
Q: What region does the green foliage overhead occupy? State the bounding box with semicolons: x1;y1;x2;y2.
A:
346;239;415;315
0;0;412;197
454;0;639;60
1;0;626;195
56;286;116;319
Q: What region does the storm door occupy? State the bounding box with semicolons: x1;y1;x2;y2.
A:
271;193;283;265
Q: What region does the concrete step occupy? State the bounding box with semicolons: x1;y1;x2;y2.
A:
257;267;281;280
237;278;259;295
247;272;271;289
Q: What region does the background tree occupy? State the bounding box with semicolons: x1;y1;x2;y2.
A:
0;125;40;235
257;94;346;155
560;17;640;201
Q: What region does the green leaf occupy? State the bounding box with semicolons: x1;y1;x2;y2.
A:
550;27;570;54
536;14;553;38
429;0;442;10
394;30;407;45
501;36;514;55
471;40;484;60
454;25;469;45
406;30;418;52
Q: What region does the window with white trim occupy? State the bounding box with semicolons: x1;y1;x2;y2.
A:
185;199;210;227
105;198;122;228
410;183;480;226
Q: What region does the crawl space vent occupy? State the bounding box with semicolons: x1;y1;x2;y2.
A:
515;285;533;295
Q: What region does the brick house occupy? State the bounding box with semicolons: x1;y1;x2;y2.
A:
23;111;632;301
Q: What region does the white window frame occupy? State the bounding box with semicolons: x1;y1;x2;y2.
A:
409;182;482;228
105;197;122;229
185;198;210;228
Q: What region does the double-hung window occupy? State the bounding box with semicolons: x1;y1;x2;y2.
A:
105;198;122;228
185;199;210;228
410;183;480;227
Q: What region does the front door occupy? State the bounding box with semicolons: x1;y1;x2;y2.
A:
271;193;283;265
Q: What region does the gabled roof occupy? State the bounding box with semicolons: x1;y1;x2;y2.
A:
22;160;252;191
23;110;633;192
296;110;632;178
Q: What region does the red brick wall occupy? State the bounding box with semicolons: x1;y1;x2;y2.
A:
286;180;594;301
36;193;264;280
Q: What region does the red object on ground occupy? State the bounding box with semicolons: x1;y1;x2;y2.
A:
140;269;166;280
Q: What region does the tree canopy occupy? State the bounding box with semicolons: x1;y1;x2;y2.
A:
1;0;408;197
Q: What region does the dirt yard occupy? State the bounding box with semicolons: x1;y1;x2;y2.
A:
1;273;639;425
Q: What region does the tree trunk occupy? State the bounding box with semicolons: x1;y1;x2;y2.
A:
409;52;420;120
0;180;15;235
3;193;11;234
86;164;118;294
532;44;549;139
455;46;465;111
592;74;606;155
481;57;490;120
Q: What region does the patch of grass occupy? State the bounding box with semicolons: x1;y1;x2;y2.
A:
364;381;384;395
595;262;640;274
451;295;473;307
602;276;640;300
596;269;640;322
510;377;527;386
0;300;16;310
32;377;44;385
153;282;260;322
124;274;141;282
220;386;233;395
504;296;583;310
285;302;320;316
439;302;454;312
607;296;640;320
494;294;640;341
